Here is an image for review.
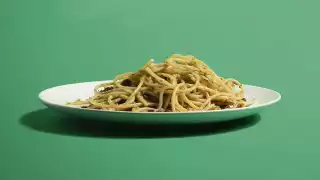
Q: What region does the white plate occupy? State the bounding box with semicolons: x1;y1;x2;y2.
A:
39;80;281;124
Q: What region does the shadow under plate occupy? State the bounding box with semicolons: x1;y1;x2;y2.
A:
19;109;261;139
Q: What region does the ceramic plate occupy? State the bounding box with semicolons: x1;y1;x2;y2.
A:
39;80;281;124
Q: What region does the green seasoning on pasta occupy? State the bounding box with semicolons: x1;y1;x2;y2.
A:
67;54;248;112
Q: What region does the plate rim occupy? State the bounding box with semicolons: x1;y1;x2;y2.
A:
39;80;282;115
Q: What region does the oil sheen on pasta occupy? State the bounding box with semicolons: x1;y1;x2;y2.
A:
67;54;248;112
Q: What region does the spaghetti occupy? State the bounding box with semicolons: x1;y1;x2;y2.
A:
67;54;248;112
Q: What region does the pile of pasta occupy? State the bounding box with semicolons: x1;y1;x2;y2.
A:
68;54;248;112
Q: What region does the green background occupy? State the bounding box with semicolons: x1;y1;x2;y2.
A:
1;0;320;179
